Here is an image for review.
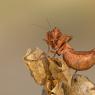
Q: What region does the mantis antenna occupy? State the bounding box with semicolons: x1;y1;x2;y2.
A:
46;18;52;31
31;24;48;31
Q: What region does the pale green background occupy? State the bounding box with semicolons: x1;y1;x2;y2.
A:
0;0;95;95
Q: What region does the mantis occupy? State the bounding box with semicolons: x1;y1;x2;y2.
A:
44;27;95;72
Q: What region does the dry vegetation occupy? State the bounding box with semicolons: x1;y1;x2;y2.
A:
23;48;95;95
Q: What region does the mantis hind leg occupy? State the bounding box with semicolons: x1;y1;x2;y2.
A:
72;70;78;80
72;60;80;80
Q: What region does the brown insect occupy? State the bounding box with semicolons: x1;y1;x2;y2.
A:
44;27;95;71
44;27;72;53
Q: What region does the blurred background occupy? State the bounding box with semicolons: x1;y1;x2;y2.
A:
0;0;95;95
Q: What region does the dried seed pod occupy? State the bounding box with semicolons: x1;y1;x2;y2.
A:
44;58;72;95
51;82;64;95
47;58;71;83
24;48;50;85
69;75;95;95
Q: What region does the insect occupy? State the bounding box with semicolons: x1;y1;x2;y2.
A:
44;27;95;72
44;27;72;53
